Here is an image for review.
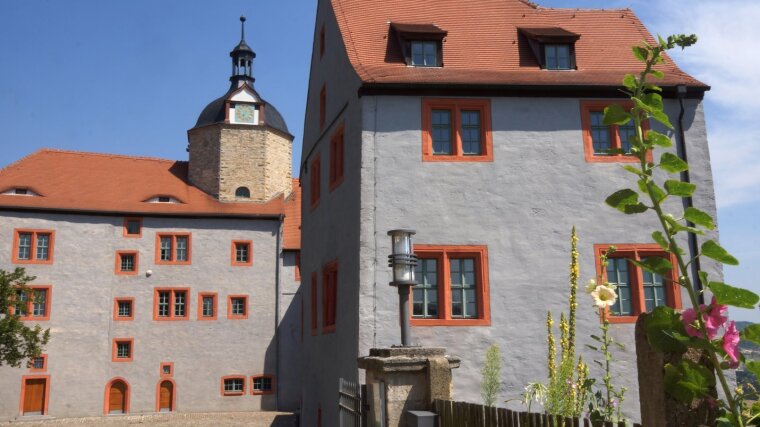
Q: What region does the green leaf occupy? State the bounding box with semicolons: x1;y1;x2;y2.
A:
684;207;715;230
663;214;704;236
642;93;664;112
701;240;739;265
649;69;665;79
652;109;675;129
745;361;760;382
632;257;673;275
632;46;649;62
660;152;689;173
605;189;639;212
667;331;715;351
644;308;687;353
741;324;760;347
652;231;669;251
646;130;673;148
623;74;637;91
603;104;631;126
707;281;758;309
664;180;696;197
663;360;715;403
623;203;649;214
621;165;644;176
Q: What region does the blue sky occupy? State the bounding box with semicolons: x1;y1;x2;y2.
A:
1;0;757;320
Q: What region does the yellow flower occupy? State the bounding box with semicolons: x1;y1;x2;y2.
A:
585;279;597;294
591;285;617;308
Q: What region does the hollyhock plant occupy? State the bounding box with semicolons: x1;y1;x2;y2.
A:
591;285;617;309
723;321;740;369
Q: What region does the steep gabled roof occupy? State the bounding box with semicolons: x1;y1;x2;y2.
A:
282;178;302;250
331;0;706;88
0;149;286;218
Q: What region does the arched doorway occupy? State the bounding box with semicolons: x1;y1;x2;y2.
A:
157;379;175;412
104;378;129;415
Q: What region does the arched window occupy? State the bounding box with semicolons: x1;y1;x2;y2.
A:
235;187;251;198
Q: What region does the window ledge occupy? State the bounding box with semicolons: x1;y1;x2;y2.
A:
411;318;490;327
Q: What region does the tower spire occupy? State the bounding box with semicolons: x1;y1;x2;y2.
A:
229;16;256;88
240;15;246;40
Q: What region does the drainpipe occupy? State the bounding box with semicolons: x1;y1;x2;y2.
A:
275;215;283;409
676;84;705;304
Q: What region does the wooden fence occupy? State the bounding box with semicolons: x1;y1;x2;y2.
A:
433;400;642;427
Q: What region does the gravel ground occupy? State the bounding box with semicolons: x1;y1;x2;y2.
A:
5;412;298;427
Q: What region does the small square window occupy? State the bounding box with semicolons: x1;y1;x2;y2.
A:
198;293;217;320
114;298;134;321
123;218;142;237
222;377;246;395
112;339;133;362
161;362;173;377
28;354;47;372
544;44;572;70
228;296;248;319
115;251;138;275
231;241;253;266
410;41;439;67
252;375;274;395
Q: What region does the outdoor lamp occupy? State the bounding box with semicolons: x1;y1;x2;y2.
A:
387;229;418;347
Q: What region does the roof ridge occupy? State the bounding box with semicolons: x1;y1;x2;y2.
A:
32;148;183;164
0;148;50;175
517;0;539;9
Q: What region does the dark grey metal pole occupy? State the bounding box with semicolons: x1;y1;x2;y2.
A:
398;285;411;346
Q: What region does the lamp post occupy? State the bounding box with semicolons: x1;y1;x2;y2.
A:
387;229;418;347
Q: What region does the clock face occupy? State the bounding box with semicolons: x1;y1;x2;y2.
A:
235;103;256;124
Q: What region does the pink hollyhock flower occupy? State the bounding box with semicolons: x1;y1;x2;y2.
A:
723;321;740;369
705;297;728;340
681;304;706;338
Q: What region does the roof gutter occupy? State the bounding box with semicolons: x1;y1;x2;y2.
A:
0;205;284;220
358;82;709;99
676;85;705;304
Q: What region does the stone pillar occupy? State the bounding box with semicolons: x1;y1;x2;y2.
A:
358;347;460;427
635;314;718;426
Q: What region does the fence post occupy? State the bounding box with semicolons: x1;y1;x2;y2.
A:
635;314;719;426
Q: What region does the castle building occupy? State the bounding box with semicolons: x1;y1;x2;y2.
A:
299;0;718;425
0;18;303;419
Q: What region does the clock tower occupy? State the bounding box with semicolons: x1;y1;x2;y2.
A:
188;16;293;202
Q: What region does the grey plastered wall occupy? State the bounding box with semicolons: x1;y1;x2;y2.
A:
357;94;719;420
277;249;302;411
0;212;286;420
298;0;365;425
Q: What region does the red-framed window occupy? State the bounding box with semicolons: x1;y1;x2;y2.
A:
115;251;139;276
28;354;47;372
153;288;190;321
197;292;217;321
594;244;681;324
319;25;326;58
319;85;326;129
294;251;301;282
123;218;142;238
421;99;493;162
112;338;134;362
310;272;318;336
322;260;338;333
221;376;246;396
227;295;249;320
113;297;135;321
329;124;345;191
310;154;321;210
11;285;52;322
411;245;491;326
154;233;191;265
251;375;275;395
160;362;173;377
230;240;253;266
580;101;652;163
12;229;54;264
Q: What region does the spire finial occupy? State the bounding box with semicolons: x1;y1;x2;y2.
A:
240;15;246;40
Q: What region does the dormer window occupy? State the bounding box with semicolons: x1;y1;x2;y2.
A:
15;188;28;195
519;27;580;71
390;23;447;68
144;196;182;204
2;187;39;196
158;196;171;203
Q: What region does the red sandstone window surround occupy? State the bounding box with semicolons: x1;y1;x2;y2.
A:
227;295;249;320
251;375;275;395
123;217;142;237
322;260;338;334
112;338;134;362
594;244;681;324
310;154;321;210
153;288;190;321
329;124;345;191
411;245;491;326
28;354;47;372
580;100;652;163
421;99;493;162
230;240;253;266
310;272;318;336
115;251;139;275
197;292;217;321
295;251;301;282
319;85;326;129
113;297;135;321
11;285;52;322
12;229;55;265
154;233;191;265
160;362;173;377
221;376;246;396
319;25;326;58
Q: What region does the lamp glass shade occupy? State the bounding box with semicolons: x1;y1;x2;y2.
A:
389;231;413;256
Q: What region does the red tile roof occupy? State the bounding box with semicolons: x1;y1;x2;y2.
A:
282;179;302;250
332;0;706;88
0;150;299;224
